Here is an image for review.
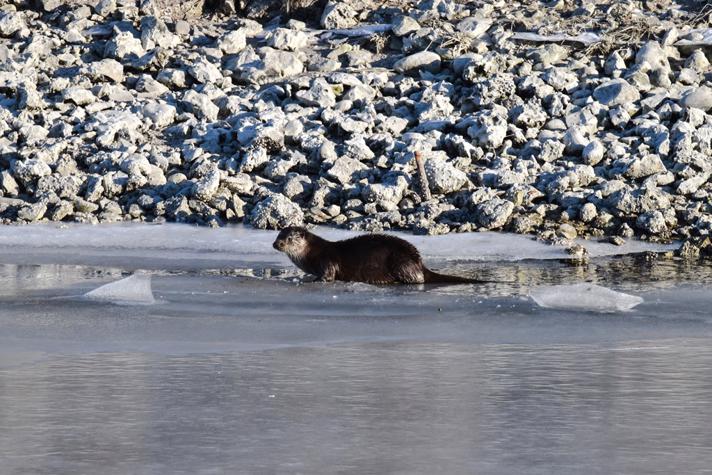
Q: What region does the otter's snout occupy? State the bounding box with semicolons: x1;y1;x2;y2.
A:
273;239;285;251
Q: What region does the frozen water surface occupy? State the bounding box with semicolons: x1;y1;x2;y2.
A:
1;223;712;475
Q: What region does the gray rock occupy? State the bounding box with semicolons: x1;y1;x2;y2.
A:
140;16;179;50
40;0;62;11
142;103;176;127
593;79;640;107
182;90;219;121
91;110;144;149
104;31;144;59
13;159;51;183
218;29;247;54
321;1;357;30
624;154;666;179
240;147;270;173
0;12;26;37
392;16;420;36
681;86;712;111
86;59;124;83
17;202;47;222
63;87;96;106
95;0;116;16
267;28;308;51
563;128;589;155
261;49;304;78
582;140;605;165
250;194;304;229
636;210;667;234
188;58;223;84
476;198;514;229
296;78;336;108
467;107;508;148
456;16;492;37
579;202;597;223
1;170;19;196
157;69;188;88
424;158;469;194
394;51;441;74
327;156;368;185
635;41;670;71
192;168;221;200
677;173;710;195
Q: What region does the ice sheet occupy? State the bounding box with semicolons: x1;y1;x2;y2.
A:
530;283;644;313
83;274;155;305
0;223;676;269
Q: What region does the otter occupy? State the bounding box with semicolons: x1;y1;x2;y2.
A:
273;226;487;285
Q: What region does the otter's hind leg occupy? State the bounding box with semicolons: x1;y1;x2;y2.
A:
390;256;425;284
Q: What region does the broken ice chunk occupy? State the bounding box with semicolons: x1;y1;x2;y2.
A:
84;274;155;305
530;283;643;313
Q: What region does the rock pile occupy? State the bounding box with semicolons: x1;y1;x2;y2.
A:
0;0;711;249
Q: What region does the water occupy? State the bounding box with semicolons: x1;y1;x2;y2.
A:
1;223;711;474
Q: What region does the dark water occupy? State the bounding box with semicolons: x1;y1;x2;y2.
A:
1;256;712;475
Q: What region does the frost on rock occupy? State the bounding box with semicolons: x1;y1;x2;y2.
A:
530;283;644;313
84;274;156;305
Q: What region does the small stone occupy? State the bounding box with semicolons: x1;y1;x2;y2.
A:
593;79;640;107
476;198;514;229
188;58;223;84
296;78;336;108
321;1;357;30
424;158;469;194
394;51;441;74
63;87;95;106
456;16;492;37
582;140;605;165
17;202;47;222
192;168;221;200
250;194;305;229
142;102;176;127
267;28;309;51
579;202;597;223
609;235;626;246
636;210;667;234
327;156;368;185
392;16;420;36
218;28;247;54
625;154;666;179
680;86;712;111
86;59;124;83
557;223;577;240
261;49;304;78
677;173;710;195
104;31;144;59
182;90;219;121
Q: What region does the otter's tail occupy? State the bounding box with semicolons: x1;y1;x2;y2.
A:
423;268;493;284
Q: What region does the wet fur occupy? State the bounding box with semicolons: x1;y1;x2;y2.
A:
273;227;485;285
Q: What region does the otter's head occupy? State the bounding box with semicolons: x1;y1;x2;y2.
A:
272;226;310;258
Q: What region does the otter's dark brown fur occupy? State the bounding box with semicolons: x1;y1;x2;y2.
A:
273;226;486;285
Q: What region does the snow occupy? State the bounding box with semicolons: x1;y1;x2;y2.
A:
530;283;644;313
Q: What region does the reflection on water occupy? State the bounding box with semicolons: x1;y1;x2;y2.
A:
1;342;712;475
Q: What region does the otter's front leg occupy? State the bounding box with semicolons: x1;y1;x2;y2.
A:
315;265;336;282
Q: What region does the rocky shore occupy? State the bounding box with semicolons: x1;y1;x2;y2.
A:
1;0;712;254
